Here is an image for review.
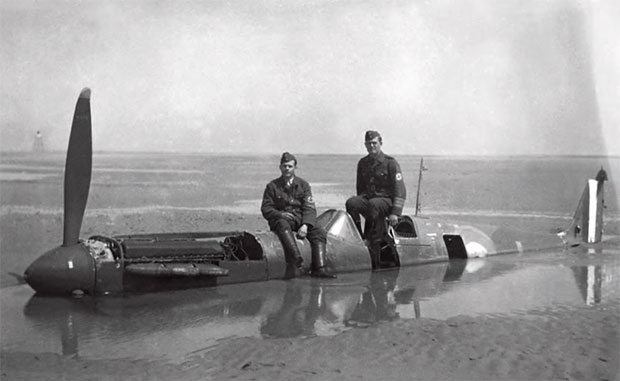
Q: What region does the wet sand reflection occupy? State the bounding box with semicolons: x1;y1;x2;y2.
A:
9;248;616;362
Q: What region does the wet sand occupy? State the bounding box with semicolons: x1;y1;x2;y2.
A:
2;305;618;381
1;208;619;380
176;306;619;381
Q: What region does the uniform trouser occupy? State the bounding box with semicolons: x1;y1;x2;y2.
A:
268;218;327;244
345;196;392;241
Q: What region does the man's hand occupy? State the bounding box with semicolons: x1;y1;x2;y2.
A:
387;214;399;227
281;211;296;221
297;224;308;239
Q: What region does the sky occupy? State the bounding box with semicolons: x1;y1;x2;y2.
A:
1;0;618;156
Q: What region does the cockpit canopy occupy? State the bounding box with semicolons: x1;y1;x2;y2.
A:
317;209;365;244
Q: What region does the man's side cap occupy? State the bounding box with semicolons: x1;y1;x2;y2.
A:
365;130;382;141
280;152;297;164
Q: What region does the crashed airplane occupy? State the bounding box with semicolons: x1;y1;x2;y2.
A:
23;88;608;296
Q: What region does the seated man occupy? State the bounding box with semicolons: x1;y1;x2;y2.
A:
261;152;336;278
345;130;407;252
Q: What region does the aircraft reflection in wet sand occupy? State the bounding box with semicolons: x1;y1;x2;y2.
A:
21;248;617;360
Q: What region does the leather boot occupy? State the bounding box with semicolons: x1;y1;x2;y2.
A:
310;241;336;278
277;229;304;269
369;239;382;269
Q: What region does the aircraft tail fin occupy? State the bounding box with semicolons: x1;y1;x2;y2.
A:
560;168;608;245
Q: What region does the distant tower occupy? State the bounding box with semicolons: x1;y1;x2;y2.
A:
32;130;44;152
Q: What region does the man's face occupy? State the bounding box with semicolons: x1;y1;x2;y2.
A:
365;137;382;156
279;160;296;178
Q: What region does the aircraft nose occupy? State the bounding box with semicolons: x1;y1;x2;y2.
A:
24;244;96;296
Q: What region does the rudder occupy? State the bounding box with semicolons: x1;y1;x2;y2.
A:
561;168;607;245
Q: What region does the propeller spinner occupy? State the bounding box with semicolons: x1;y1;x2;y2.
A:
24;88;96;295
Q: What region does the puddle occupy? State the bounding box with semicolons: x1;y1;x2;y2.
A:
1;247;618;363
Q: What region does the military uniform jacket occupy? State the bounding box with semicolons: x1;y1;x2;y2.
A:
261;176;318;227
356;152;407;216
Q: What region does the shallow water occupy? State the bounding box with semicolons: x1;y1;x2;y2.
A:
1;244;617;363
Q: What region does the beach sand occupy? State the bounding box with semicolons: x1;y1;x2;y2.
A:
1;208;619;380
2;304;618;381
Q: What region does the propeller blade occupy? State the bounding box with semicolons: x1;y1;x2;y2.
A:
63;88;92;246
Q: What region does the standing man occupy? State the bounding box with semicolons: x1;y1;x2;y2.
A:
261;152;336;278
345;130;407;246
